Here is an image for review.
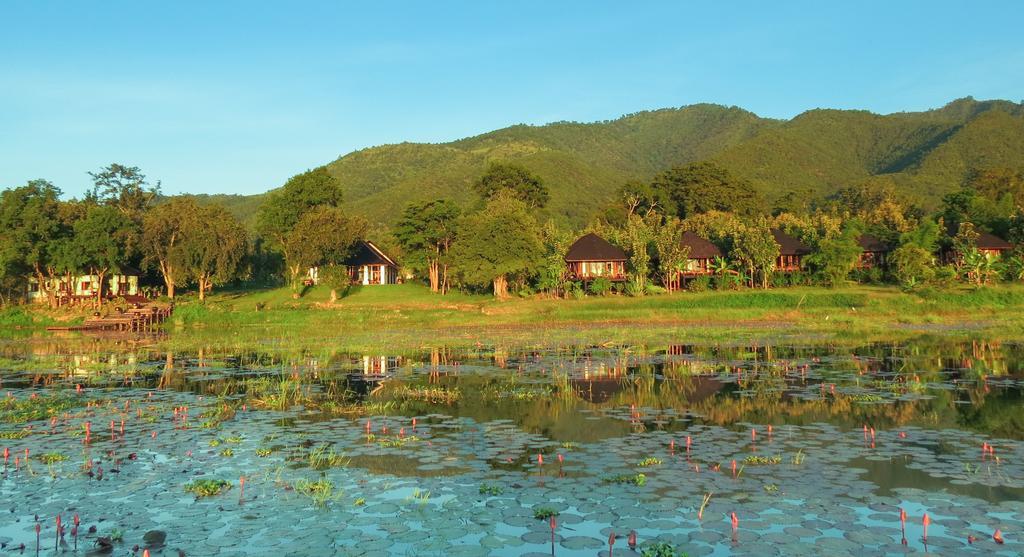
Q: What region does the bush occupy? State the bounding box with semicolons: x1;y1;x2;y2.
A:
624;280;645;297
588;277;612;296
688;275;710;292
568;283;585;300
646;285;667;295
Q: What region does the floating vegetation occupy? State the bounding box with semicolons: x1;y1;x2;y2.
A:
36;452;68;464
389;385;461;405
0;394;76;423
478;483;504;496
605;473;647;486
0;429;31;439
637;456;663;467
744;455;782;465
641;542;689;557
255;447;274;457
307;444;348;470
532;506;559;520
219;448;234;457
184;479;231;497
294;477;334;507
764;483;779;492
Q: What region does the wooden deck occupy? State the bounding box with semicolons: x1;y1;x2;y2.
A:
46;305;173;333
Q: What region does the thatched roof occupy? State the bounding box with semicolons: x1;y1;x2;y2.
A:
344;241;397;267
976;232;1013;251
857;234;890;253
565;233;627;262
771;229;811;256
680;231;721;259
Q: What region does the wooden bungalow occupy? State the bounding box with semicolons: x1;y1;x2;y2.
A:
976;232;1013;258
28;266;141;304
856;234;890;269
771;229;811;272
679;231;721;278
346;241;398;285
565;233;627;282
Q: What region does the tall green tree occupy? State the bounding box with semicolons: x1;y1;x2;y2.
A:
184;204;249;301
653;218;689;292
0;180;69;306
620;214;655;294
142;198;198;299
70;206;137;307
451;194;543;297
256;167;345;288
729;219;778;289
283;206;366;294
806;224;862;287
88;164;161;220
650;161;763;219
473;162;549;208
394;199;461;293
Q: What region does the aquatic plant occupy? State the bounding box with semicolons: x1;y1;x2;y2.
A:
407;489;431;506
640;542;689;557
0;429;31;439
605;473;647;486
791;449;805;465
763;483;779;492
533;506;559;520
637;457;663;467
307;444;348;470
255;447;274;457
389;385;461;405
353;497;366;506
0;394;76;423
36;452;68;465
744;455;782;465
184;479;231;497
295;478;334;507
219;448;234;457
561;441;580;450
697;492;713;521
478;483;504;496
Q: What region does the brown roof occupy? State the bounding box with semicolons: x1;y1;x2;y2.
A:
680;231;722;259
771;229;811;256
344;241;397;267
857;234;889;253
976;232;1013;251
565;233;627;262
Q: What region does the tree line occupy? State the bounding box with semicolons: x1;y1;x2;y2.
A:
2;159;1024;306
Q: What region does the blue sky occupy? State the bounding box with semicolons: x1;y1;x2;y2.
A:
2;1;1022;198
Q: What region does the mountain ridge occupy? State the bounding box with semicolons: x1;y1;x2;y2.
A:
189;96;1024;229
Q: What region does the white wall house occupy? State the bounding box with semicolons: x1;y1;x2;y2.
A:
27;267;141;303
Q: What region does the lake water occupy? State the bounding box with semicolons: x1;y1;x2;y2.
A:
0;337;1022;555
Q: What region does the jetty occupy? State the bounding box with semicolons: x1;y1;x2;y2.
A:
46;305;173;333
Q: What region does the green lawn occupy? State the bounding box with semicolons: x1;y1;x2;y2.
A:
151;282;1024;354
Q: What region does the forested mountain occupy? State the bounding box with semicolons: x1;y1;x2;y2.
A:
198;97;1024;229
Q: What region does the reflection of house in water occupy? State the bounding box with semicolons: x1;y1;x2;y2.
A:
361;355;403;376
573;360;628;403
71;353;138;377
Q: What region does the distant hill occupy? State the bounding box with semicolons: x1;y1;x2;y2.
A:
185;97;1024;230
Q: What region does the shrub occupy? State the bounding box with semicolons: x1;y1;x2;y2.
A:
688;275;710;292
646;285;667;295
588;277;612;296
625;280;645;297
569;283;586;300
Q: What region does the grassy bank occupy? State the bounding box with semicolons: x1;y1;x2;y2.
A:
150;283;1024;353
5;283;1024;354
